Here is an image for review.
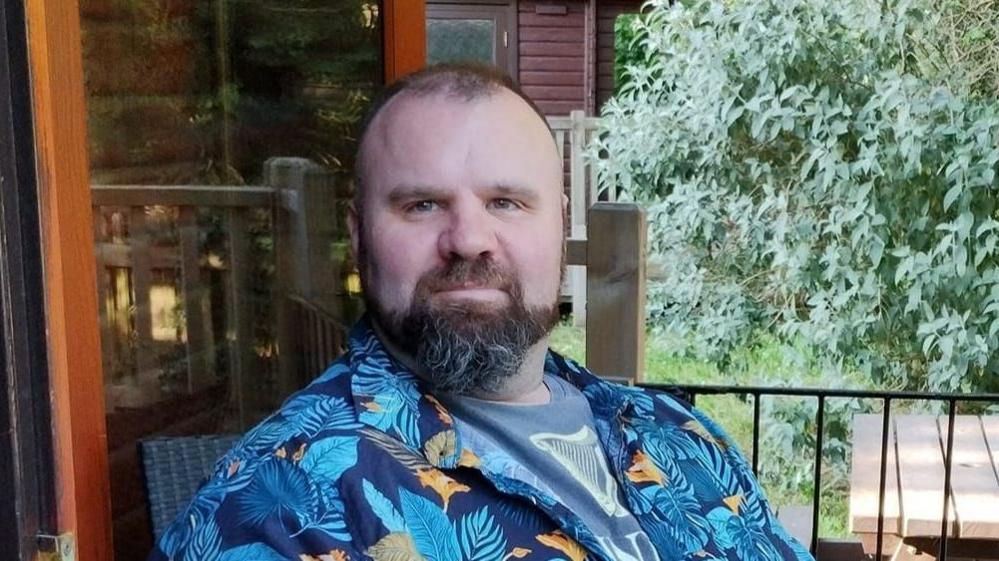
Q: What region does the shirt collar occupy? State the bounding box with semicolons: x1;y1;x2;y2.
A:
345;316;641;467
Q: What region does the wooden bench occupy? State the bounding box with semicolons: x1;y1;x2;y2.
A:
849;414;999;561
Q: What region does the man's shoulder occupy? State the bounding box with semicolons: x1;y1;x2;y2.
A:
226;358;359;464
149;359;365;560
626;383;732;436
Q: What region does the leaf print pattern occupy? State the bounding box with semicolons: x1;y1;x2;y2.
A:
707;506;784;561
149;319;812;561
182;516;222;561
299;436;359;483
352;345;423;449
535;531;587;561
496;498;548;533
299;550;351;561
416;467;470;511
283;395;362;437
217;543;288;561
423;429;459;466
625;450;665;486
458;507;507;561
425;394;454;426
294;482;350;541
361;427;433;471
367;532;423;561
399;488;462;561
363;479;407;533
237;458;315;528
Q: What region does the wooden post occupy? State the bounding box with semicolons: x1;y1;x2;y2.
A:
268;158;339;314
269;158;340;393
585;202;646;382
92;212;114;398
178;206;213;392
569;109;588;326
583;0;597;116
129;207;159;398
226;208;256;427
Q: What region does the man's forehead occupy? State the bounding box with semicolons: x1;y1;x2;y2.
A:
361;88;562;189
370;87;544;137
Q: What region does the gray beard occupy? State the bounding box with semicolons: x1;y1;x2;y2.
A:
354;206;568;395
397;296;555;395
362;257;559;395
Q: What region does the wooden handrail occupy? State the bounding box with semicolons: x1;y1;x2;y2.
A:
90;185;274;208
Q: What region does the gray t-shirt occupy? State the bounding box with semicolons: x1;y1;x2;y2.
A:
440;375;660;561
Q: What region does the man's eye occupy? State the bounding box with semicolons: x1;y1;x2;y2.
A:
490;198;518;210
407;200;438;213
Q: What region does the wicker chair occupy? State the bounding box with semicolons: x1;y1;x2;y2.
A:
139;435;241;539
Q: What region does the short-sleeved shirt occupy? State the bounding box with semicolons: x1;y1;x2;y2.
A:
148;317;814;561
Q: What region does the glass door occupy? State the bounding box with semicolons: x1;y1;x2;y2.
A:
77;1;381;558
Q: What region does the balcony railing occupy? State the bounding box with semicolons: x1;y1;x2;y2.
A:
646;383;999;561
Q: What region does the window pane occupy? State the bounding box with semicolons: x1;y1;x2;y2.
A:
79;1;380;558
427;18;495;66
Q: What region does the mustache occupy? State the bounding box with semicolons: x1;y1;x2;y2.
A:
416;258;516;294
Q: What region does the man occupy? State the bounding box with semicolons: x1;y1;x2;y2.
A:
149;64;812;561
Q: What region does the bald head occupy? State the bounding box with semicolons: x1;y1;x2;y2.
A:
353;63;558;211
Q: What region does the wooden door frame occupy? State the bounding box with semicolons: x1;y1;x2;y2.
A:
0;0;58;559
24;0;114;559
21;0;427;559
384;0;427;82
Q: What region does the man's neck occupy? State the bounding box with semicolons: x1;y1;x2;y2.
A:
369;319;551;405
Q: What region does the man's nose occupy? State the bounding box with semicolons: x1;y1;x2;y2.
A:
438;203;497;261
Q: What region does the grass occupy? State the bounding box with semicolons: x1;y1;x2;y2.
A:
548;321;857;540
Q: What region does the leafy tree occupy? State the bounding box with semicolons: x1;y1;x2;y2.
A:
597;0;999;394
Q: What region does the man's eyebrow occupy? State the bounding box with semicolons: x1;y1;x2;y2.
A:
386;183;541;205
485;183;540;200
386;185;449;205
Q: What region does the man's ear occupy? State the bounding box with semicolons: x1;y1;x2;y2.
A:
347;201;360;261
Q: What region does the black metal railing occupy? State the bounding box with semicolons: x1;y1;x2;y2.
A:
639;383;999;561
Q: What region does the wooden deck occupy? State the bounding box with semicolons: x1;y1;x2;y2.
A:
850;413;999;561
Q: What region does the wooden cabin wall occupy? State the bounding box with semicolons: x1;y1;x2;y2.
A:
518;1;587;116
515;0;643;116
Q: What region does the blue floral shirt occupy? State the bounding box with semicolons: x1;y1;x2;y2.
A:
149;319;813;561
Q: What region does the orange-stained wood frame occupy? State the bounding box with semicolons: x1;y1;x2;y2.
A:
24;0;114;559
22;1;424;559
383;0;427;82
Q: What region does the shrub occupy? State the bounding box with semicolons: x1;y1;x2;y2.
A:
596;0;999;393
917;0;999;100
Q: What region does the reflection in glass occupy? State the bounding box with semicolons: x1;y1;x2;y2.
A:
80;1;381;558
427;18;496;66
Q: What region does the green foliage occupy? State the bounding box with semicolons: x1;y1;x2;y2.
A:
596;0;999;394
613;13;645;97
916;0;999;99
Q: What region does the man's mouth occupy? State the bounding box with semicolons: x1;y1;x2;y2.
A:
432;284;509;302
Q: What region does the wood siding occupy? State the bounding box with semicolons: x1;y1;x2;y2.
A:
597;0;643;109
518;1;586;116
